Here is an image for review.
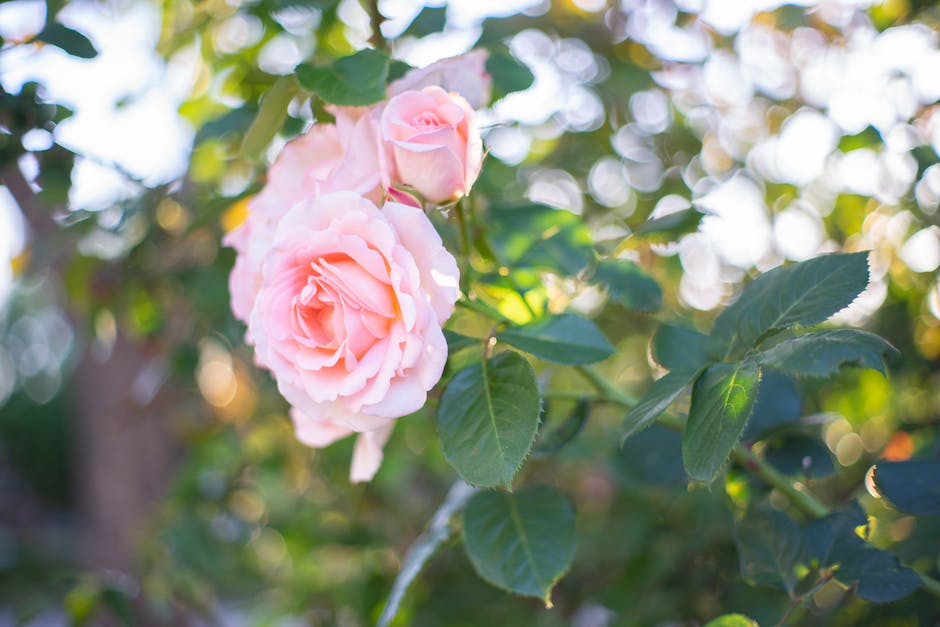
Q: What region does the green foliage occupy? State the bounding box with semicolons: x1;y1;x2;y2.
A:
703;615;759;627
631;208;704;242
709;252;870;359
873;460;940;515
682;361;761;483
35;22;97;58
591;259;662;312
487;203;594;275
485;49;535;100
496;313;615;365
651;323;709;372
621;368;700;441
241;76;297;158
437;351;541;488
462;485;575;604
755;329;898;378
296;49;390;105
734;507;804;595
404;6;447;38
533;398;589;455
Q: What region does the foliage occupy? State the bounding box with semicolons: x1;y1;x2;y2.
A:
2;0;940;626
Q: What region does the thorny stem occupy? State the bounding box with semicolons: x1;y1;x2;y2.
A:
366;0;388;51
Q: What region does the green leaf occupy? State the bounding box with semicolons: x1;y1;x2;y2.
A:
296;49;390;106
486;48;534;100
487;203;594;275
241;76;297;158
496;314;614;365
444;329;480;353
632;208;703;242
404;6;446;38
534;398;589;456
804;505;922;602
616;425;685;485
703;614;759;627
35;22;97;58
651;323;709;372
734;507;805;595
873;459;940;515
709;252;870;359
764;434;835;479
755;329;898;378
742;371;803;441
462;485;575;605
621;368;700;442
592;259;662;312
437;352;541;488
682;362;760;483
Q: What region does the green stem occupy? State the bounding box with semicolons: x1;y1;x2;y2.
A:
365;0;388;51
575;365;638;407
455;198;473;295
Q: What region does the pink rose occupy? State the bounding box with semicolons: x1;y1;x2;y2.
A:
381;86;483;204
388;49;492;110
225;117;391;326
290;408;394;482
248;191;459;477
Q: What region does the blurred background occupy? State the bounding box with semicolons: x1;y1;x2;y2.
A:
2;0;940;624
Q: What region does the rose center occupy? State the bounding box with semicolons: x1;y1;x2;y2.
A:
412;111;444;131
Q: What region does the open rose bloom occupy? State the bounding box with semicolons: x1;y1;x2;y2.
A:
224;52;488;481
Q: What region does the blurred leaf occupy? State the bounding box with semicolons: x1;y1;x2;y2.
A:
652;323;709;372
35;22;97;58
388;59;412;82
873;459;940;515
196;107;256;143
592;259;662;312
487;203;594;275
755;329;898;378
683;362;760;483
462;485;575;605
496;313;614;365
241;76;297;158
709;253;870;359
734;507;804;595
486;48;534;100
437;351;540;488
621;369;700;442
296;49;389;105
703;614;759;627
631;208;703;242
743;371;803;441
534;398;589;455
764;434;835;479
444;329;481;353
616;424;686;485
804;504;922;602
404;6;446;38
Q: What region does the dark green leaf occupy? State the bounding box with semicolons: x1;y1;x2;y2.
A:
755;329;898;378
709;253;870;359
764;434;835;479
388;59;412;82
462;485;575;605
35;22;97;58
592;259;662;312
241;76;297;158
296;49;390;105
873;459;940;515
743;371;803;441
703;614;759;627
734;507;804;595
652;323;709;372
616;425;685;485
486;48;534;100
683;362;761;483
621;368;700;442
803;504;921;602
444;329;481;353
437;352;541;488
632;208;703;242
488;203;594;275
534;399;589;455
404;6;446;38
496;314;614;365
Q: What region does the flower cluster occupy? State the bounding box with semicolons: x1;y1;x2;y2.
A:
225;52;490;481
